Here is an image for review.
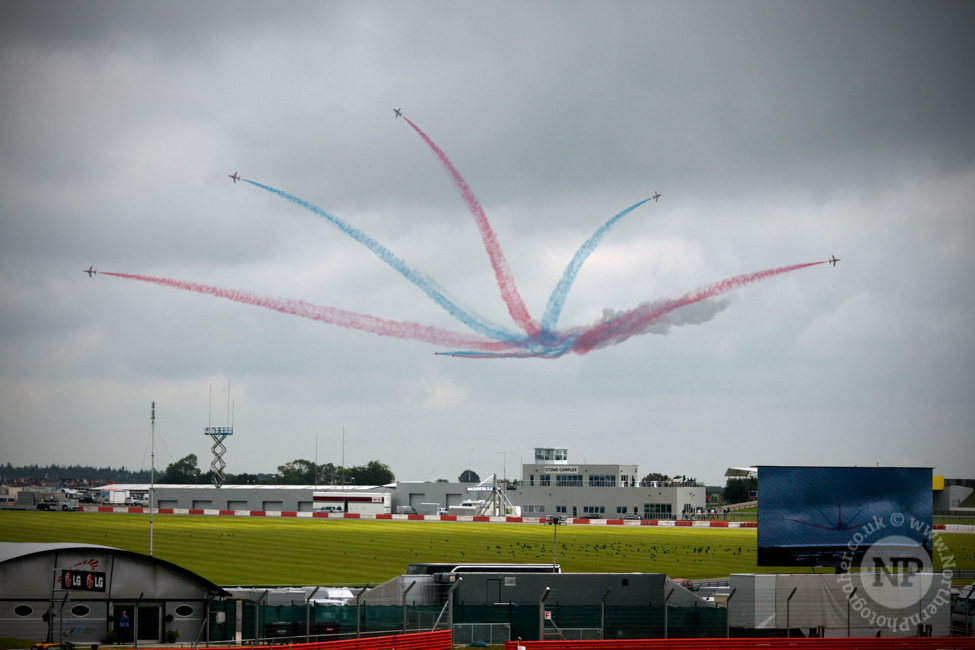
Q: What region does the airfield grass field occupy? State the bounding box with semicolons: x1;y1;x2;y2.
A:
2;511;973;586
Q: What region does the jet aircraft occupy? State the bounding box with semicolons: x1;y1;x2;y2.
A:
83;266;96;278
393;107;402;118
784;496;871;532
652;191;661;202
829;255;841;266
228;172;241;183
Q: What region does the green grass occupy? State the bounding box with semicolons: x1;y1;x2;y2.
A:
0;639;35;650
935;516;975;525
2;510;972;587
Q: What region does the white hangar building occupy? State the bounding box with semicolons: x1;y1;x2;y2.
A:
0;543;228;644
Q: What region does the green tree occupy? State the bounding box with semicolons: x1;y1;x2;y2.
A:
349;460;394;485
276;459;318;484
317;462;337;485
459;469;480;483
640;472;670;485
724;477;758;504
161;454;201;484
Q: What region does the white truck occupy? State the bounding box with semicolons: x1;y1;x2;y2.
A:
96;489;148;506
36;491;80;511
312;491;391;515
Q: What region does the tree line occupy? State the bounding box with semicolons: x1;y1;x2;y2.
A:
160;455;395;486
4;462;749;499
0;458;395;488
1;463;151;485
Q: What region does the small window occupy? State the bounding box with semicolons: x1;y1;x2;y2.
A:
71;604;91;617
14;604;33;617
174;604;194;617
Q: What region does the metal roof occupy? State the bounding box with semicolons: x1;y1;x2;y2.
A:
724;467;758;477
0;542;230;596
99;483;392;491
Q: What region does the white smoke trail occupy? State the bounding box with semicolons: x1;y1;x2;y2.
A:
598;296;732;337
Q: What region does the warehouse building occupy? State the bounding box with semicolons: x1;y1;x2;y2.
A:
94;447;705;519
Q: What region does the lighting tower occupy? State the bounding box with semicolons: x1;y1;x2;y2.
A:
205;425;232;488
205;383;234;488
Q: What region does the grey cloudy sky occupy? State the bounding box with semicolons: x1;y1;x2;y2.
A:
1;1;972;486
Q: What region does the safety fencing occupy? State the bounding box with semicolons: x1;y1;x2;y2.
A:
83;506;774;528
199;573;968;645
192;629;450;650
203;600;450;646
200;600;729;646
84;506;975;533
503;638;975;650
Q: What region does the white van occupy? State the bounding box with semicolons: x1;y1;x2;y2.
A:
952;582;975;636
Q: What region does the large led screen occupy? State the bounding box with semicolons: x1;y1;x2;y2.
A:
757;466;932;567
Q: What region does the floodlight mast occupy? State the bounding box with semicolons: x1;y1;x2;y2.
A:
150;402;155;556
550;515;564;571
341;424;347;489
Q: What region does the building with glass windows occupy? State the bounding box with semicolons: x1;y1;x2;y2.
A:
506;448;705;519
88;447;706;520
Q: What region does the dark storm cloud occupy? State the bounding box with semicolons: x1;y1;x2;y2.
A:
0;1;328;53
0;1;972;483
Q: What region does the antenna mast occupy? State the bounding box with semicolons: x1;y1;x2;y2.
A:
150;401;155;556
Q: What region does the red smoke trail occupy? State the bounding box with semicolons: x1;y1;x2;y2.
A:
401;117;540;337
101;272;513;351
571;262;826;354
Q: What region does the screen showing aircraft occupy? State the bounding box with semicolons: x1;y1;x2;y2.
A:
757;466;932;567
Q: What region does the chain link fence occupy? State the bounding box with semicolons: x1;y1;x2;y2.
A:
452;622;511;645
198;573;960;645
200;600;728;645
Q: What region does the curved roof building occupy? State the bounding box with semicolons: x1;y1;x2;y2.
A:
0;543;228;645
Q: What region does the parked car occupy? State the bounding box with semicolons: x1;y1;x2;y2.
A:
622;514;641;520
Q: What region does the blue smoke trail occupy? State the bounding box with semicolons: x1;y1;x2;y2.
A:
540;197;653;334
244;179;522;344
440;329;582;359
